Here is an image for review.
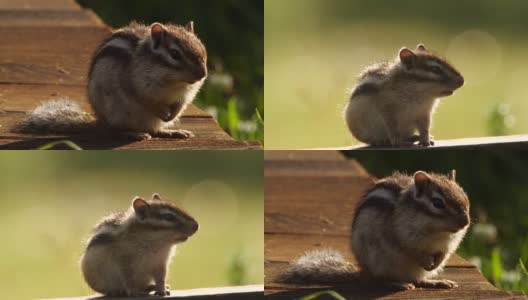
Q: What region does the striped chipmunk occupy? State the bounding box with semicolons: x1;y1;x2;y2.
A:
81;194;199;297
16;22;207;140
281;170;470;290
344;44;464;147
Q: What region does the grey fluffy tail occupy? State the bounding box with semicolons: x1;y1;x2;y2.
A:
280;248;358;284
15;98;95;134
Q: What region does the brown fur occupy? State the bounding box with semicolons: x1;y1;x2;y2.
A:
81;194;199;296
344;44;464;147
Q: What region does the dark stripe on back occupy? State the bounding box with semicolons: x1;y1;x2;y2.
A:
351;82;379;98
358;195;396;212
87;231;115;248
88;33;138;78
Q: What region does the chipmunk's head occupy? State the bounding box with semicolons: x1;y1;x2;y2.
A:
132;194;199;243
148;22;208;85
397;44;464;97
409;170;470;234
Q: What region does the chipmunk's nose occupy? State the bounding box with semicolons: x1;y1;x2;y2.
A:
189;221;199;234
186;66;207;84
456;214;469;228
456;76;464;88
195;65;207;80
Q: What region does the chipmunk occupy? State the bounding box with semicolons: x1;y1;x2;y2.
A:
282;170;470;290
81;194;199;297
15;21;207;140
344;44;464;147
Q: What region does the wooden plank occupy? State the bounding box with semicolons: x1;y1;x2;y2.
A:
314;135;528;151
266;261;496;291
265;176;374;235
265;160;370;177
0;111;260;150
0;84;212;117
265;233;473;268
266;286;526;300
0;26;109;85
0;10;102;27
264;150;346;162
0;0;80;10
0;136;261;150
42;285;264;300
264;150;371;177
0;27;107;52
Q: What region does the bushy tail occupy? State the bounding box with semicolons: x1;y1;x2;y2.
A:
280;248;358;284
15;98;95;134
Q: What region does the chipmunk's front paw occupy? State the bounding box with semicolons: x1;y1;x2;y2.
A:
153;129;194;139
418;135;435;147
154;290;170;296
154;286;170;296
386;281;416;290
416;279;458;289
424;260;436;271
124;132;152;141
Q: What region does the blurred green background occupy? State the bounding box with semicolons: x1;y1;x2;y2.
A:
344;150;528;292
265;0;528;149
77;0;264;144
0;152;263;300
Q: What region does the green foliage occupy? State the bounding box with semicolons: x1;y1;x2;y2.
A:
298;290;346;300
76;0;263;143
491;248;504;289
228;253;246;286
487;103;516;136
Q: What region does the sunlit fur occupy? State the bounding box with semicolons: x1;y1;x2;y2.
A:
283;171;470;290
281;249;355;284
16;22;207;136
344;45;464;146
81;195;199;297
351;171;470;288
89;22;207;134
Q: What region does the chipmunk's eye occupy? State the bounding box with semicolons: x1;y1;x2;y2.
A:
162;214;176;222
432;197;445;209
430;66;442;74
169;49;182;61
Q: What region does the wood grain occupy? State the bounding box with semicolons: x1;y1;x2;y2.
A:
0;111;260;150
0;0;80;10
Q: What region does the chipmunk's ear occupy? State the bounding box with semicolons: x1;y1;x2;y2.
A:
133;197;149;218
152;193;162;201
447;169;456;181
184;21;194;33
416;44;427;51
150;23;166;49
414;171;431;197
399;47;416;68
